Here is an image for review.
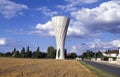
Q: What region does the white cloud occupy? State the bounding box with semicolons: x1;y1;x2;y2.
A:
87;39;113;50
5;28;28;35
111;39;120;47
71;0;120;37
57;0;98;12
71;39;120;54
29;21;85;37
57;4;78;12
65;0;98;4
70;46;79;53
29;21;54;36
72;1;120;22
36;21;53;31
0;0;28;19
55;0;120;38
36;7;58;17
0;38;6;45
30;0;120;38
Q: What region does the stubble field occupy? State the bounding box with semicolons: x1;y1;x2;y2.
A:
0;57;97;77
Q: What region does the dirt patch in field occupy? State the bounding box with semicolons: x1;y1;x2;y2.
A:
0;57;97;77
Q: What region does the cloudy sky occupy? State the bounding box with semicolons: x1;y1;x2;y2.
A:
0;0;120;54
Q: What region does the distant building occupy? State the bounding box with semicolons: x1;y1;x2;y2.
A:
102;50;119;57
117;47;120;59
76;57;82;60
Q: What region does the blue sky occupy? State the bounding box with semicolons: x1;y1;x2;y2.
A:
0;0;120;55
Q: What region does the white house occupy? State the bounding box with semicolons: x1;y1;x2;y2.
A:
117;47;120;58
102;50;118;57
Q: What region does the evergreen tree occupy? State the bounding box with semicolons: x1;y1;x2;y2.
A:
64;49;67;58
27;46;30;53
12;48;16;55
14;50;20;58
26;46;32;58
36;46;40;52
33;47;41;58
21;47;26;58
28;50;32;58
35;50;41;58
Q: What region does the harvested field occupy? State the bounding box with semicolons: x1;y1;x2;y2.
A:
0;57;97;77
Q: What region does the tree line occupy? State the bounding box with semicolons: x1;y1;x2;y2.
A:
0;46;77;59
80;49;118;60
80;50;103;60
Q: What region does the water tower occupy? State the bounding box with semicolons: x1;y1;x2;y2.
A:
52;16;70;59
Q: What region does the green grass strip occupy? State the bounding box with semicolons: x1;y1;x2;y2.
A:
79;61;118;77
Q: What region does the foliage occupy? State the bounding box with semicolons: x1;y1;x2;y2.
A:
0;52;4;56
32;47;47;58
26;46;32;58
33;47;41;58
21;47;26;58
66;53;77;59
96;51;103;58
0;46;78;59
81;50;103;59
47;46;56;58
5;52;12;57
64;49;67;58
12;48;16;55
81;50;95;59
14;51;21;58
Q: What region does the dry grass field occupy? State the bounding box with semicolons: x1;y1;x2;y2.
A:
0;57;97;77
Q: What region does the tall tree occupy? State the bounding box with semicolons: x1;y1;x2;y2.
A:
21;47;25;54
21;47;26;58
71;53;77;59
86;50;95;59
14;50;20;58
12;48;17;57
33;47;42;58
64;49;67;58
81;50;95;59
96;51;103;58
26;46;32;58
12;48;16;55
47;46;56;58
27;46;30;53
36;46;40;52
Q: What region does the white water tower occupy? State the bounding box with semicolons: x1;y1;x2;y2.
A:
52;16;70;59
